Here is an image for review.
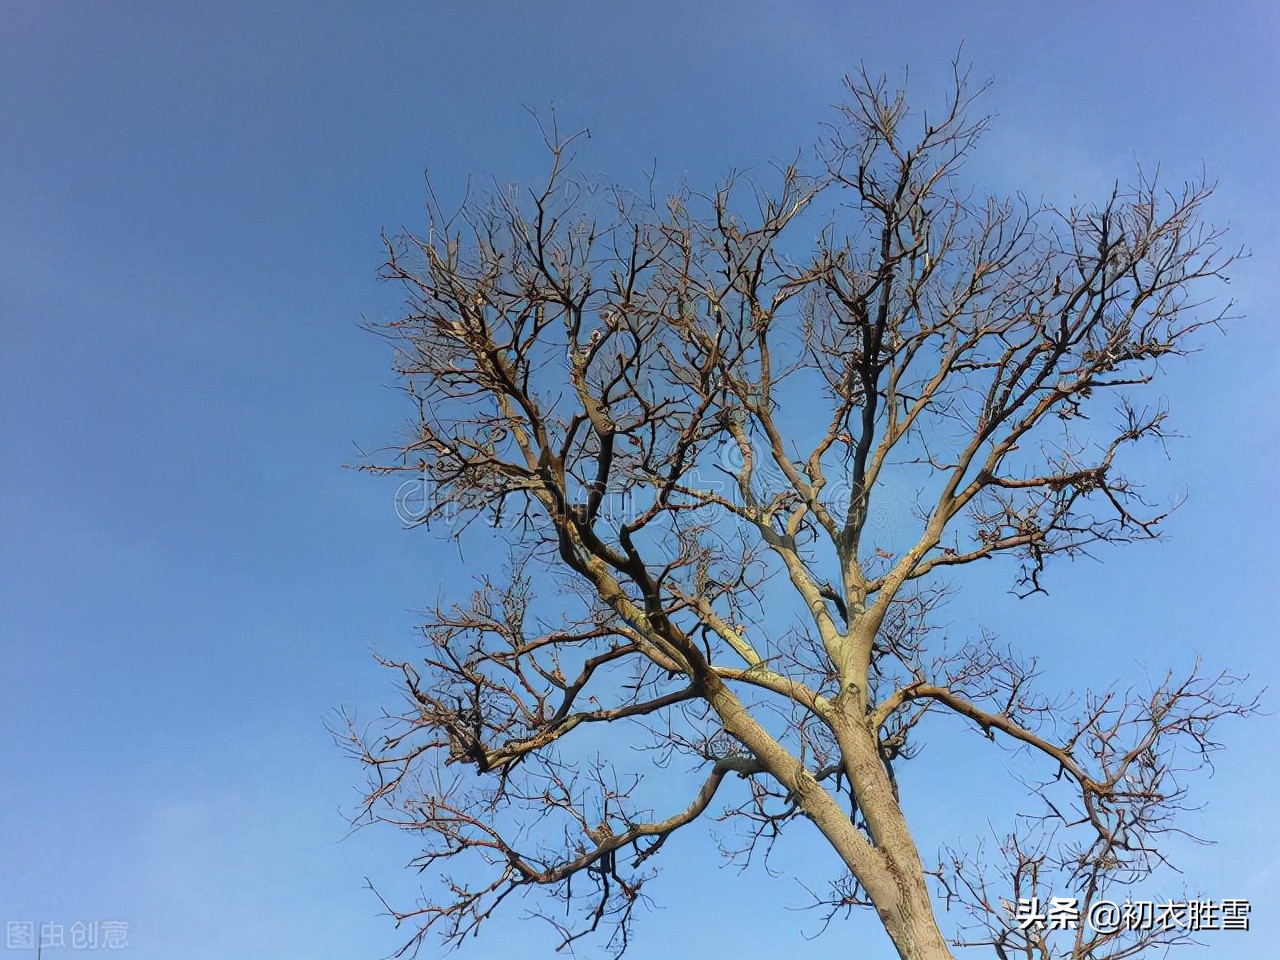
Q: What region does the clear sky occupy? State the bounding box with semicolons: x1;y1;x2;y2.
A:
1;2;1276;958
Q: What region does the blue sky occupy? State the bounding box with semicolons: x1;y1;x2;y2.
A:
1;2;1276;958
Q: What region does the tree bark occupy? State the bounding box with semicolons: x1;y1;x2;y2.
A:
834;710;955;960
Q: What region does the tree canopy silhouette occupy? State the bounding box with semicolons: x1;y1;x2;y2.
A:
340;64;1255;960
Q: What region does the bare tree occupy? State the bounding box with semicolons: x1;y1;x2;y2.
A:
339;65;1256;960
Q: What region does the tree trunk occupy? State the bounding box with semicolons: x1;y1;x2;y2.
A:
836;716;956;960
708;671;954;959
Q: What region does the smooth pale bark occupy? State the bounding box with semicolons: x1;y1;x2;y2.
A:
834;713;955;960
709;668;954;960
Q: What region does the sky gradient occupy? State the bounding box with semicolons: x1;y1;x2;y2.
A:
2;2;1277;959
